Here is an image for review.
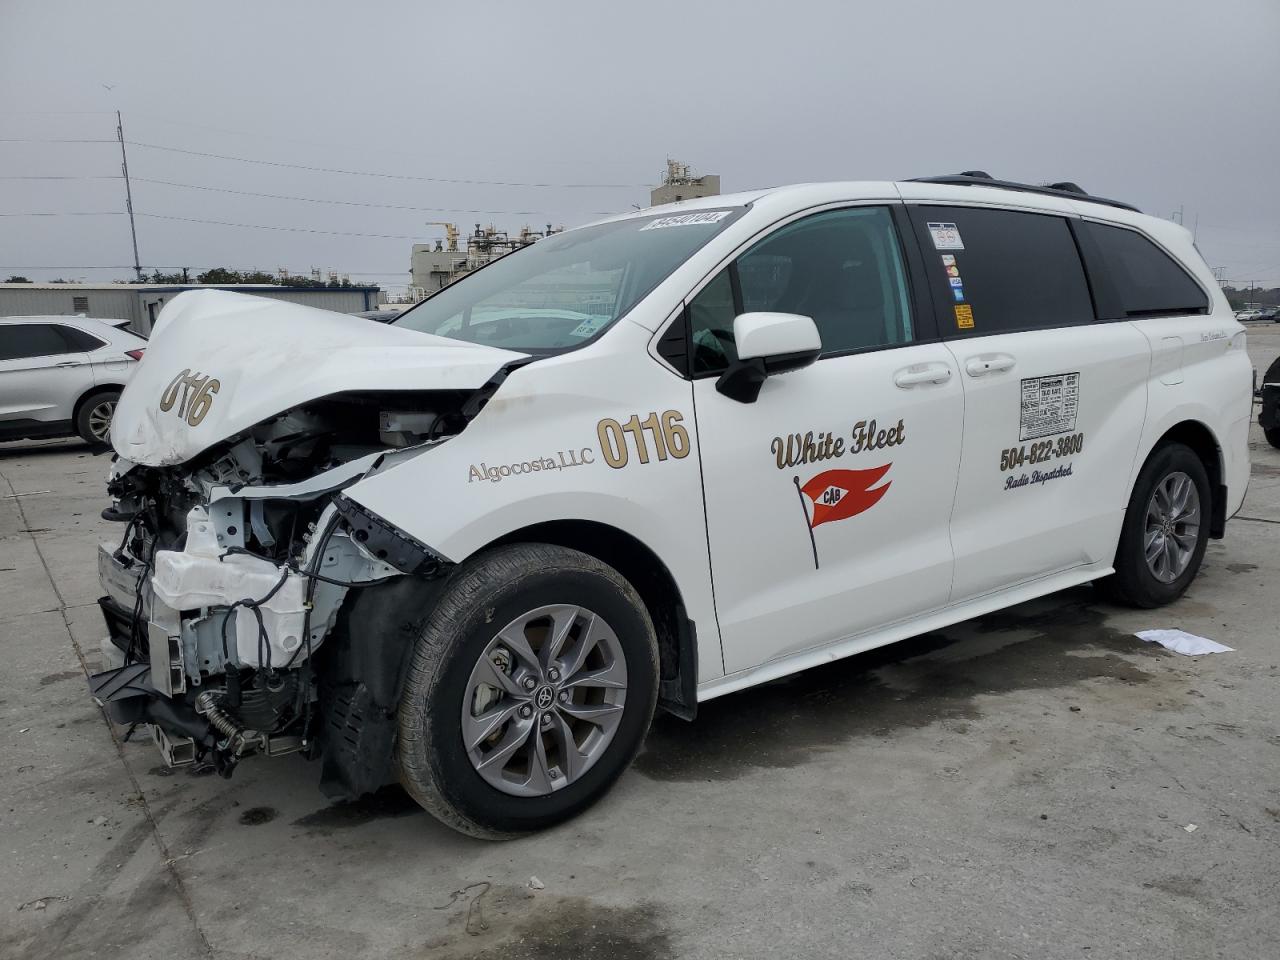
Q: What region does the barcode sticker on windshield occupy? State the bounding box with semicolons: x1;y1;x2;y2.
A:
569;315;611;338
640;211;732;231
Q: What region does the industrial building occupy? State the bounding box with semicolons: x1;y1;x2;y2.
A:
650;159;720;206
0;282;381;335
409;223;561;296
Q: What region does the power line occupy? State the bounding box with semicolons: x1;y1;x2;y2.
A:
0;211;125;217
124;139;648;189
135;212;427;240
131;176;616;217
0;137;115;144
0;175;121;181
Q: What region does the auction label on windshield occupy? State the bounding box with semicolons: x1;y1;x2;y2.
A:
1019;372;1079;441
640;210;732;230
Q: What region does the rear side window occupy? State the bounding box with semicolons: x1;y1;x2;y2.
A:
57;326;106;351
0;323;76;361
909;206;1094;336
1079;222;1209;317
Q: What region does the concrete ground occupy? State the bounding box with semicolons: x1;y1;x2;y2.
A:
2;325;1279;960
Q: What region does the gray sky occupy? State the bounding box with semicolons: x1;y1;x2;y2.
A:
2;0;1278;292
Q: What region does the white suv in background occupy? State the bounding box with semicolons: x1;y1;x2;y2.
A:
0;316;147;445
91;174;1251;838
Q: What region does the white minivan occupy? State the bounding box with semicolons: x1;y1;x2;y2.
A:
90;174;1251;837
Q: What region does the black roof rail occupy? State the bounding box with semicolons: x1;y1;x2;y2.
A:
906;173;1140;213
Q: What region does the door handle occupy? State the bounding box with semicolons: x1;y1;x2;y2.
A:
894;364;953;388
965;354;1016;377
54;361;83;368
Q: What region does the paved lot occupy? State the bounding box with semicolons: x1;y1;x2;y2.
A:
2;325;1279;960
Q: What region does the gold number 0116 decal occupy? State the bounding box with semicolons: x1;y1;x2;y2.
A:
159;369;221;427
597;410;691;469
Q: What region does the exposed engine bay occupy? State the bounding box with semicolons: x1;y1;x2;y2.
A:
90;389;476;789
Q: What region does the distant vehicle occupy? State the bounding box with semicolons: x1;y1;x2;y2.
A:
1261;356;1280;448
1234;308;1264;321
351;309;403;324
0;316;147;445
1257;306;1280;322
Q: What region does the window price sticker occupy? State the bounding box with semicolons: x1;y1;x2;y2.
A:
1019;372;1080;441
927;222;964;250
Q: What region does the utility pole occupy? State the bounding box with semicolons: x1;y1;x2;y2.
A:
116;110;142;281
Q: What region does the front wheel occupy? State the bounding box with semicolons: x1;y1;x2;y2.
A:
397;543;659;838
1096;442;1211;608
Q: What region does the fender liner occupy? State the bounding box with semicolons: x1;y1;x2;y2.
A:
316;575;448;799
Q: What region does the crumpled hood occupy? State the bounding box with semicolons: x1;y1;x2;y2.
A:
112;290;526;466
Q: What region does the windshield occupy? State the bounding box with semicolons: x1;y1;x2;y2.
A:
393;208;744;351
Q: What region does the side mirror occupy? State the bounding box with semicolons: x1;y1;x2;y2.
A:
716;312;821;403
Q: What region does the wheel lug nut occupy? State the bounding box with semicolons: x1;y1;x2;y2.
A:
547;667;561;682
522;676;537;691
558;690;569;703
519;705;533;719
541;713;553;727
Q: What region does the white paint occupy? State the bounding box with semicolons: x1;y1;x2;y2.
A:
104;180;1251;701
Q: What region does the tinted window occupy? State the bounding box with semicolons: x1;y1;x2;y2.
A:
1081;222;1208;317
57;326;106;351
688;206;913;374
910;206;1094;336
0;324;76;361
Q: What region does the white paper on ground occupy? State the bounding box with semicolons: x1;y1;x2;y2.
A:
1135;629;1234;656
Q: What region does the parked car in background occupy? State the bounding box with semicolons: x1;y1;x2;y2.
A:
1258;306;1279;322
1234;308;1264;321
0;316;147;445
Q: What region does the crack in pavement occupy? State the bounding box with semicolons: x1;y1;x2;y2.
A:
0;465;214;959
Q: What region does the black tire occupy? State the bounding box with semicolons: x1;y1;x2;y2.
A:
74;389;120;446
1267;428;1280;450
1095;442;1211;608
397;543;659;838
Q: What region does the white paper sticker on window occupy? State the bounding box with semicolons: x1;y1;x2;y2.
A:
927;222;964;250
568;315;611;338
1019;372;1080;441
640;210;732;231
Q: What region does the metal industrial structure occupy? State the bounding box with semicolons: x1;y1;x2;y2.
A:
0;283;381;335
650;159;720;206
409;222;563;298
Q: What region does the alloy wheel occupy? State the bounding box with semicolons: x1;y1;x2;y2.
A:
461;604;628;797
1144;470;1200;583
87;399;116;444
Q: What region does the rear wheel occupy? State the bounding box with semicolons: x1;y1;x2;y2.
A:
397;543;659;838
1096;442;1210;608
75;389;119;446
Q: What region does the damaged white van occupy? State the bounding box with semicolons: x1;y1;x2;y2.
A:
90;174;1251;837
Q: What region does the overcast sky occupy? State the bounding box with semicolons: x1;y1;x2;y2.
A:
2;0;1278;291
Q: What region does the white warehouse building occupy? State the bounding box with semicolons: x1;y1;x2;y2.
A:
0;283;382;336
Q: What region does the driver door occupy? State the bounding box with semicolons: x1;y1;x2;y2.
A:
688;204;965;675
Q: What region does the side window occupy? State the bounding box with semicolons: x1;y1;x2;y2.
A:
1079;222;1209;318
0;324;74;361
56;326;106;352
688;206;914;375
909;206;1094;336
688;270;737;374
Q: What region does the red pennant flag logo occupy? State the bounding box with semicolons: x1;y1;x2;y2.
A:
799;464;892;528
